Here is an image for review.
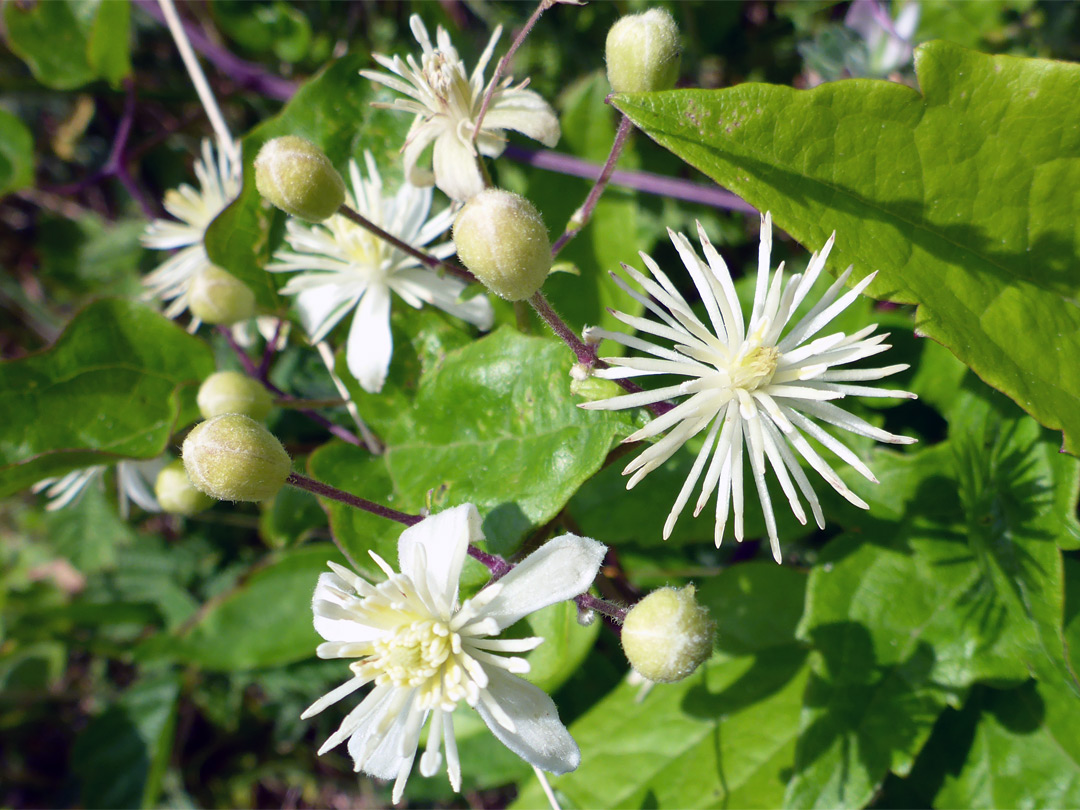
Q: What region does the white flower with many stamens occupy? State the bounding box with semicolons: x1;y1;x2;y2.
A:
267;153;493;393
361;14;561;201
304;504;604;802
32;459;164;517
141;137;241;319
581;214;916;562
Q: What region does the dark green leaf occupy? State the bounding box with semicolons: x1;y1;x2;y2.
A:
614;41;1080;454
86;0;131;85
0;108;34;196
72;673;180;808
0;299;214;497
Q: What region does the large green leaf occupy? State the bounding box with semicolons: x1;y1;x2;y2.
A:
613;41;1080;454
204;52;412;311
513;563;809;809
786;396;1077;808
0;299;214;496
310;327;635;560
0;108;34;197
71;673;180;808
2;0;130;89
163;543;342;671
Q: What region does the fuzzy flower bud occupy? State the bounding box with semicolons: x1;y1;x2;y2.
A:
154;459;215;516
254;136;346;222
453;189;551;301
182;414;291;502
621;585;714;683
197;370;274;421
188;266;256;325
606;9;682;94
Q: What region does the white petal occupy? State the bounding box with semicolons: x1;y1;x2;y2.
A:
346;284;393;394
312;572;384;644
432;133;485;201
398;504;483;613
478;534;606;631
475;666;580;774
482;90;561;147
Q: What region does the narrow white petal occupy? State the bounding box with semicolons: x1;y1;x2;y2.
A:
664;415;723;539
433;133;484;201
346;284;393;394
301;674;370;719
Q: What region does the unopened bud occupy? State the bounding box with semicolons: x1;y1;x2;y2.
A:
154;459;214;516
453;189;551;301
188;266;255;325
254;136;346;222
182;414;291;502
606;9;681;94
621;585;713;683
197;370;273;421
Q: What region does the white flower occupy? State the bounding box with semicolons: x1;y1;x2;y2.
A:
303;504;604;802
141;137;242;319
361;14;561;201
580;214;916;562
32;459;164;518
267;153;494;393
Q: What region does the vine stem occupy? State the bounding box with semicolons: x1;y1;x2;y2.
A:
216;327;370;450
337;204;474;284
471;0;553;147
286;472;624;621
551;114;634;258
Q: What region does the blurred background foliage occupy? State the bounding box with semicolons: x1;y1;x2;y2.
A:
1;1;1079;808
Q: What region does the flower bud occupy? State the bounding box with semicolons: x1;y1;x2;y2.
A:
154;459;215;516
621;585;714;683
188;266;256;325
254;136;346;222
182;414;292;502
453;189;551;301
605;9;681;94
197;370;274;421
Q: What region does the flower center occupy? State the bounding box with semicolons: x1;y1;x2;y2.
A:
422;53;476;122
339;222;392;281
730;344;780;392
367;619;454;687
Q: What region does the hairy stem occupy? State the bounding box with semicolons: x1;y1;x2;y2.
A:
551;114;635;258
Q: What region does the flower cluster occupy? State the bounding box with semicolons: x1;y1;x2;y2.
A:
304;504;605;801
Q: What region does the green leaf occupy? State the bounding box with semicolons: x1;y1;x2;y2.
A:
513;563;809;809
2;0;129;89
515;598;600;694
0;299;214;497
0;108;34;196
204;52;411;311
613;41;1080;454
86;0;131;85
72;673;180;808
312;327;634;560
165;543;341;671
786;400;1078;808
932;680;1080;809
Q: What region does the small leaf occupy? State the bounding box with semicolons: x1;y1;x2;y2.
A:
0;108;34;196
0;300;214;497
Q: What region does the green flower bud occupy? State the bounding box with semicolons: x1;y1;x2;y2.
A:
182;414;292;502
188;266;256;325
197;370;274;421
621;585;714;683
605;9;681;94
154;459;215;516
254;136;346;223
453;189;551;301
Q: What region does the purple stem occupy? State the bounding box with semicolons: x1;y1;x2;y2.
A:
504;143;758;214
551;114;634;258
288;472;628;621
257;319;285;380
134;0;298;101
338;204;475;284
216;326;368;449
472;0;551;146
528;291;674;417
